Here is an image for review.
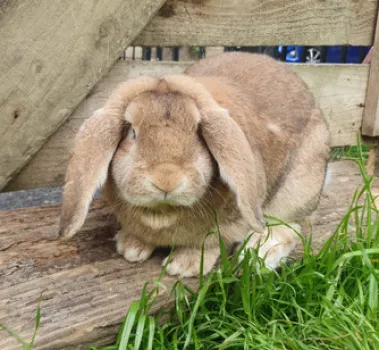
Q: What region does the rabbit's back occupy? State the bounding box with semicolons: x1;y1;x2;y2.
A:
185;52;329;205
185;52;314;138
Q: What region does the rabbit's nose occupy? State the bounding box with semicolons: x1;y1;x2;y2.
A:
151;164;185;194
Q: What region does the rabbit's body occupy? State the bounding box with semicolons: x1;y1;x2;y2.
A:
185;54;329;219
60;53;330;277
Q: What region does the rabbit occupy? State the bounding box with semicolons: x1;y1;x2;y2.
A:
58;52;330;277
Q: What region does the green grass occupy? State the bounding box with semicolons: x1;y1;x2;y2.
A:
331;145;370;161
2;140;378;349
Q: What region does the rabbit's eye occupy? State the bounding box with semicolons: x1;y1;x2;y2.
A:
131;128;136;140
120;124;135;141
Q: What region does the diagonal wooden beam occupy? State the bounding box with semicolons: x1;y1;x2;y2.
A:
0;0;166;190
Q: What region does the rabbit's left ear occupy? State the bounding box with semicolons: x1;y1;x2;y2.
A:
200;108;266;233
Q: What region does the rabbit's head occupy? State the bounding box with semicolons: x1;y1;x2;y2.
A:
111;88;214;209
59;75;265;239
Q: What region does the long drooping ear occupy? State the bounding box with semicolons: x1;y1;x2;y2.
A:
163;75;266;233
201;108;267;234
58;110;123;239
59;77;159;239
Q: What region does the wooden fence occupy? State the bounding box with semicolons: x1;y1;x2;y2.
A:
2;1;379;349
1;0;379;192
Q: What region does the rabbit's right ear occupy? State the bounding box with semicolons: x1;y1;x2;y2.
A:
58;109;124;239
162;75;266;233
59;76;159;239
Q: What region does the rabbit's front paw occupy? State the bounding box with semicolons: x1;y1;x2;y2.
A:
162;247;219;277
116;232;154;263
239;224;299;269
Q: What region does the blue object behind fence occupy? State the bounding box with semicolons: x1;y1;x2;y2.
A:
279;46;371;63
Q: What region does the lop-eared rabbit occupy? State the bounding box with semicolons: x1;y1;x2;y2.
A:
59;52;330;277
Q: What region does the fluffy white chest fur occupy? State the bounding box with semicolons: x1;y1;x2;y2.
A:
139;211;178;230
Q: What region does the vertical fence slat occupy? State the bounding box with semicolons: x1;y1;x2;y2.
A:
362;8;379;136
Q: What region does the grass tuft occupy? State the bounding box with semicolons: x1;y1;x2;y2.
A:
331;145;370;162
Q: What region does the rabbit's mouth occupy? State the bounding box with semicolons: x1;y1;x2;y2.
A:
120;188;199;210
134;196;198;211
138;200;188;213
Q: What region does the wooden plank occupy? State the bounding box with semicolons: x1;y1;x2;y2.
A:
362;7;379;136
0;0;166;190
134;0;378;46
367;144;379;176
289;64;368;147
0;201;195;350
5;61;369;192
0;160;375;349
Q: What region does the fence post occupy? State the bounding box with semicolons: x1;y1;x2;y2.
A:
362;8;379;136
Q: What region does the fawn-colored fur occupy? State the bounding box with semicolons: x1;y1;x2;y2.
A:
59;52;330;277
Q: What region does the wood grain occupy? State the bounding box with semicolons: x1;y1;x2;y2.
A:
362;7;379;136
0;201;192;350
5;61;369;191
0;0;166;190
0;160;374;349
134;0;378;46
289;64;368;147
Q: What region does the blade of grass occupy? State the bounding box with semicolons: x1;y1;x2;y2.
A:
133;314;147;350
0;323;29;350
118;301;140;350
29;294;42;349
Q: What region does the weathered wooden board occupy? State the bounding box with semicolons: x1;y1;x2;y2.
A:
0;201;188;350
134;0;378;46
0;0;166;190
0;160;375;349
289;64;368;147
5;61;369;191
362;7;379;136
